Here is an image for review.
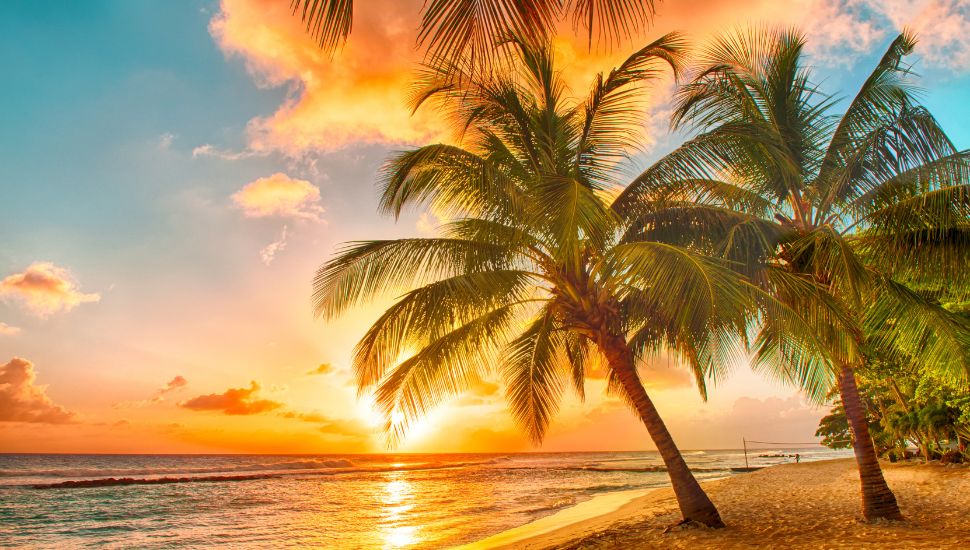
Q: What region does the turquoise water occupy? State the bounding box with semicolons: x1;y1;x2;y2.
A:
0;449;850;549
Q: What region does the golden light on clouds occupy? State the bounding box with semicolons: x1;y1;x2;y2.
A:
178;380;285;415
0;262;99;317
211;0;448;152
0;358;81;424
207;0;970;159
232;173;324;220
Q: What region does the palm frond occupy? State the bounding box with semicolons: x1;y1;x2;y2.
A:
312;238;511;320
570;0;656;50
576;31;687;185
352;270;537;392
378;144;526;222
749;267;853;402
531;174;617;257
864;277;970;383
816;31;921;209
603;242;752;336
822;107;957;218
373;302;526;447
502;309;570;444
848;150;970;216
291;0;354;53
417;0;561;69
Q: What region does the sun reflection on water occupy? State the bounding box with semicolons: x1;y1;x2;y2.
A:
380;471;423;549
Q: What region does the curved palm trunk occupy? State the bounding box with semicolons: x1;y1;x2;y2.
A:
600;333;725;528
837;364;905;521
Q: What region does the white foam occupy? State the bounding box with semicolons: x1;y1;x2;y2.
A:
0;459;355;478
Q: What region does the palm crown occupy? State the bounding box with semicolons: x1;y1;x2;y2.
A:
614;26;970;520
311;32;824;526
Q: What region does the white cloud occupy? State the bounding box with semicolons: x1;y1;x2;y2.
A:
0;323;21;336
801;0;887;67
904;0;970;72
159;132;176;148
192;144;260;160
416;212;439;235
260;225;288;265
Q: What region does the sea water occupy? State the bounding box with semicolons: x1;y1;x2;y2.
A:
0;449;850;549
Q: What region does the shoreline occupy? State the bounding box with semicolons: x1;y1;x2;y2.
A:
450;488;662;550
451;473;734;550
453;458;970;549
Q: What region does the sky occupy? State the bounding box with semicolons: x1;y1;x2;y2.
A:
2;0;969;455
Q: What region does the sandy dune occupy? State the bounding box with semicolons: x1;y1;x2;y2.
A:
485;459;970;549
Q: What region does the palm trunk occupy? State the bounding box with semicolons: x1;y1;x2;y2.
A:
837;364;904;521
600;333;725;528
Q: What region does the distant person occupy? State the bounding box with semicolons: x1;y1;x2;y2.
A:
796;454;800;463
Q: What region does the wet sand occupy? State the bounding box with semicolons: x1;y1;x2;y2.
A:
461;458;970;549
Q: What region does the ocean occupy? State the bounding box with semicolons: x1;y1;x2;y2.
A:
1;449;851;549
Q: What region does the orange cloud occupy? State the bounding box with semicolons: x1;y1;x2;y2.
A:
0;262;100;317
112;396;165;410
178;380;285;415
158;375;188;394
279;410;373;438
232;173;324;220
112;375;188;409
640;361;695;391
0;358;81;424
304;362;336;376
0;323;20;335
454;379;501;406
211;0;968;157
211;0;447;153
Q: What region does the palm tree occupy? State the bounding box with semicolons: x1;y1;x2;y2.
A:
613;26;970;521
310;32;823;527
289;0;660;62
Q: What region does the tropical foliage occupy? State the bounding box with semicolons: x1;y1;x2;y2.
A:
613;26;970;520
309;31;838;527
289;0;660;61
817;331;970;463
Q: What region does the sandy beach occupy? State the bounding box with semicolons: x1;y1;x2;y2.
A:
461;459;970;549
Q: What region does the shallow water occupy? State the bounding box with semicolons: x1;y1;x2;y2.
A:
0;449;850;549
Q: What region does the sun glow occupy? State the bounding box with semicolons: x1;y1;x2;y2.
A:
380;472;422;549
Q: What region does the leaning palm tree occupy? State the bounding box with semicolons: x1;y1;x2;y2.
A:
290;0;660;62
311;33;794;527
614;26;970;521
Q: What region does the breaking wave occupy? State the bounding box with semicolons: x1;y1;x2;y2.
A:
0;459;356;479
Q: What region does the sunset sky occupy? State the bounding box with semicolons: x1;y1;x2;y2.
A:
2;0;969;455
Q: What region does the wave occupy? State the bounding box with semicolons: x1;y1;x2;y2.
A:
32;474;281;490
0;459;355;479
562;466;728;473
523;496;577;515
1;459;505;486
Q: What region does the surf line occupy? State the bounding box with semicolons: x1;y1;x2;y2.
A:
32;474;281;490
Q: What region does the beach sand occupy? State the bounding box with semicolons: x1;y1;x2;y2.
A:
459;458;970;549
